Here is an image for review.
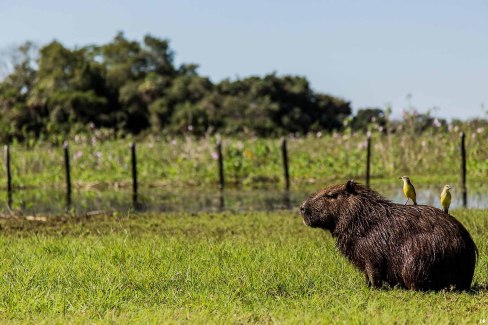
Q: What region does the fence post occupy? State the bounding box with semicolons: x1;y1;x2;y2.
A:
460;132;467;208
283;190;291;210
217;139;224;190
63;141;72;209
281;138;290;191
131;142;138;208
4;145;12;209
366;134;371;187
219;190;225;210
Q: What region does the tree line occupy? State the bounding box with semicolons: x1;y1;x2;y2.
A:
0;33;356;142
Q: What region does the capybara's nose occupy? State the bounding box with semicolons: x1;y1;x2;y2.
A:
300;203;306;215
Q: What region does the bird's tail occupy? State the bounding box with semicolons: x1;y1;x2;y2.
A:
413;200;417;205
444;208;449;213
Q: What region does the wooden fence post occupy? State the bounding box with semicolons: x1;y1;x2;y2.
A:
219;190;225;210
281;138;290;191
366;134;371;187
131;142;138;208
63;141;72;209
460;132;467;208
4;145;12;209
217;139;224;190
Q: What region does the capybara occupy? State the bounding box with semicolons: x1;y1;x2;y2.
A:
300;180;478;291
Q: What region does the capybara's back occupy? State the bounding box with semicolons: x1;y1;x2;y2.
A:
385;204;477;290
300;180;478;291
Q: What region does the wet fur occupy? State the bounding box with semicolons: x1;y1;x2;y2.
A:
300;181;478;291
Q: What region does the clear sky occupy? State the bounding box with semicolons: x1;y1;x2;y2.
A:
1;0;487;120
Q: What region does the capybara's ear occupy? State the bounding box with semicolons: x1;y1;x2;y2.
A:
345;180;356;193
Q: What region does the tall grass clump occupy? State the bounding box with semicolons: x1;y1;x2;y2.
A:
1;120;488;190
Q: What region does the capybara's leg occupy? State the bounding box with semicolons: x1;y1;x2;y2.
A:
401;261;423;290
365;274;372;287
365;263;382;288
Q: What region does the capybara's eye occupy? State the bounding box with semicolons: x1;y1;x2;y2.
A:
325;193;338;199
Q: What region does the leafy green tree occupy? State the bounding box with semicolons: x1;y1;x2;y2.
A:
27;41;108;133
0;42;39;140
92;32;178;133
351;108;386;131
215;74;351;136
0;34;354;140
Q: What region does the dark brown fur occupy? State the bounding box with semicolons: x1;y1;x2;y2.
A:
300;180;478;291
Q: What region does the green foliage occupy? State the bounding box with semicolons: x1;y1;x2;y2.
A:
214;75;351;136
351;107;386;131
398;108;448;134
0;211;486;322
0;34;352;140
1;122;488;191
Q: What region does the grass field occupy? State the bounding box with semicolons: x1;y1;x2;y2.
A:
0;209;486;323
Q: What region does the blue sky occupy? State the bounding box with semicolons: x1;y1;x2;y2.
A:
1;0;487;120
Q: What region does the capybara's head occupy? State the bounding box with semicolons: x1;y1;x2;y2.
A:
300;180;358;229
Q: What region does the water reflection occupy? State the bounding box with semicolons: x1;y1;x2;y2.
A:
1;182;488;215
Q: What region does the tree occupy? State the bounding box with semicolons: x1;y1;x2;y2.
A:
351;108;386;131
0;42;40;140
27;41;108;133
0;34;354;140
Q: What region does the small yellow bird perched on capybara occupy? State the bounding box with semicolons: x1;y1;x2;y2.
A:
300;180;477;291
400;176;417;205
440;185;453;213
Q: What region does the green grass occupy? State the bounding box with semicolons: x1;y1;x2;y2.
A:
0;209;486;323
2;128;488;191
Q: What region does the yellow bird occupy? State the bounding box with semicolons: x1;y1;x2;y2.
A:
399;176;417;205
440;185;452;214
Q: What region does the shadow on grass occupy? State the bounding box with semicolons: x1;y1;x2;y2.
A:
469;283;488;294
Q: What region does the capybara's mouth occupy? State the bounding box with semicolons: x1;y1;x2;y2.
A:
299;203;312;226
299;205;308;225
300;211;312;227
